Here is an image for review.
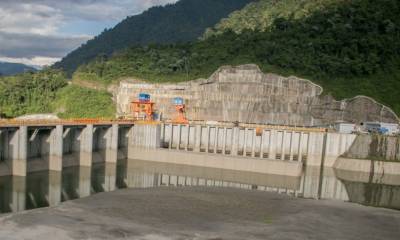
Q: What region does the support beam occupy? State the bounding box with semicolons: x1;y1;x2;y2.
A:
105;124;118;163
79;125;93;167
194;125;201;152
9;126;27;176
49;125;63;171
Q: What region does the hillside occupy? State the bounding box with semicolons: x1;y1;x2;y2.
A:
73;0;400;114
53;0;253;75
0;62;37;76
202;0;337;38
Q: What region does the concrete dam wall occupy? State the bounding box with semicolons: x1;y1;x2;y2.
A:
116;64;399;126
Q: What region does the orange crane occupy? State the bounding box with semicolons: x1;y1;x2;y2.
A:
172;97;188;124
131;93;155;121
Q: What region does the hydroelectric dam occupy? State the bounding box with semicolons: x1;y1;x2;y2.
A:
1;119;400;214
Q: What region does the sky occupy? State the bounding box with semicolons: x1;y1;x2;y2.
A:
0;0;177;68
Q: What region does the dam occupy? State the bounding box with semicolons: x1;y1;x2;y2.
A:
1;120;400;214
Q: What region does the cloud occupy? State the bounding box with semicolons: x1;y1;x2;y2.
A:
0;0;177;66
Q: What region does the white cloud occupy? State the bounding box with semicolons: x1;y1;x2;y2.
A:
0;0;177;67
0;56;60;68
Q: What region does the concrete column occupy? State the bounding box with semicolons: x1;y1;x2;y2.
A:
9;126;27;176
194;125;202;152
269;130;276;159
49;125;63;171
185;125;190;151
260;130;264;159
176;125;182;150
105;124;118;163
251;129;256;157
79;125;93;167
289;132;295;161
298;133;304;162
243;128;248;156
222;127;227;155
213;127;218;153
281;131;287;160
231;127;239;156
168;124;173;149
205;126;210;153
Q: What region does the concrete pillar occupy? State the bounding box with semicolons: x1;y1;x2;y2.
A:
289;132;295;161
176;125;182;150
222;127;227;155
168;124;173;149
79;125;93;167
269;130;276;159
185;125;190;151
281;130;287;160
205;126;210;153
251;129;256;157
231;127;239;156
194;125;202;152
213;127;218;153
243;128;248;156
9;126;27;176
298;133;304;162
49;125;63;171
260;130;264;159
105;124;118;163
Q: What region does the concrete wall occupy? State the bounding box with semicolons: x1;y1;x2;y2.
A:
159;123;356;168
0;124;133;177
116;64;399;126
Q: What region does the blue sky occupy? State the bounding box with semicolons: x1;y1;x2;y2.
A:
0;0;177;67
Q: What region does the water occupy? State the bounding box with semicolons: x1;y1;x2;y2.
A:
1;159;400;214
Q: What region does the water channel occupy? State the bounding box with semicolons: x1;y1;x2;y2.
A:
1;158;400;214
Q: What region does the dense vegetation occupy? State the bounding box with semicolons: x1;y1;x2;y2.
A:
54;0;253;75
52;85;115;119
0;62;37;76
0;69;66;117
203;0;337;38
74;0;400;114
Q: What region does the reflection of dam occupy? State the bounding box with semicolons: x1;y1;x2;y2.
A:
2;159;400;214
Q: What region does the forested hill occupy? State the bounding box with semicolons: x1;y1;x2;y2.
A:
53;0;253;75
203;0;337;38
0;62;37;76
74;0;400;114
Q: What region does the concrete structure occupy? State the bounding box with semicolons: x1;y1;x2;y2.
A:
0;122;134;177
334;122;355;134
116;64;399;126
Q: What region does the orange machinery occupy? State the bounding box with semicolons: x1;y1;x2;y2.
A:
131;93;155;121
172;97;188;124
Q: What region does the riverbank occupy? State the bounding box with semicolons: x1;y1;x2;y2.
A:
0;187;399;240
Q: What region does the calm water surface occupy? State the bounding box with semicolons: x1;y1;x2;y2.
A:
1;158;400;214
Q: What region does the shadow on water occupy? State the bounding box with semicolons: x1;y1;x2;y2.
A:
1;158;400;214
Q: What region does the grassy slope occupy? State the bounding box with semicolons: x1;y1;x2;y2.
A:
73;0;400;115
52;85;115;119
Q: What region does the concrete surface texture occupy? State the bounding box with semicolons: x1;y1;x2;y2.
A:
116;64;399;126
343;134;400;161
0;187;399;240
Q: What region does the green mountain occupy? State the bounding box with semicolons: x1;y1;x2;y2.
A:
202;0;337;38
0;62;37;76
74;0;400;114
53;0;253;75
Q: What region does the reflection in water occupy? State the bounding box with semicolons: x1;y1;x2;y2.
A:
1;158;400;214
